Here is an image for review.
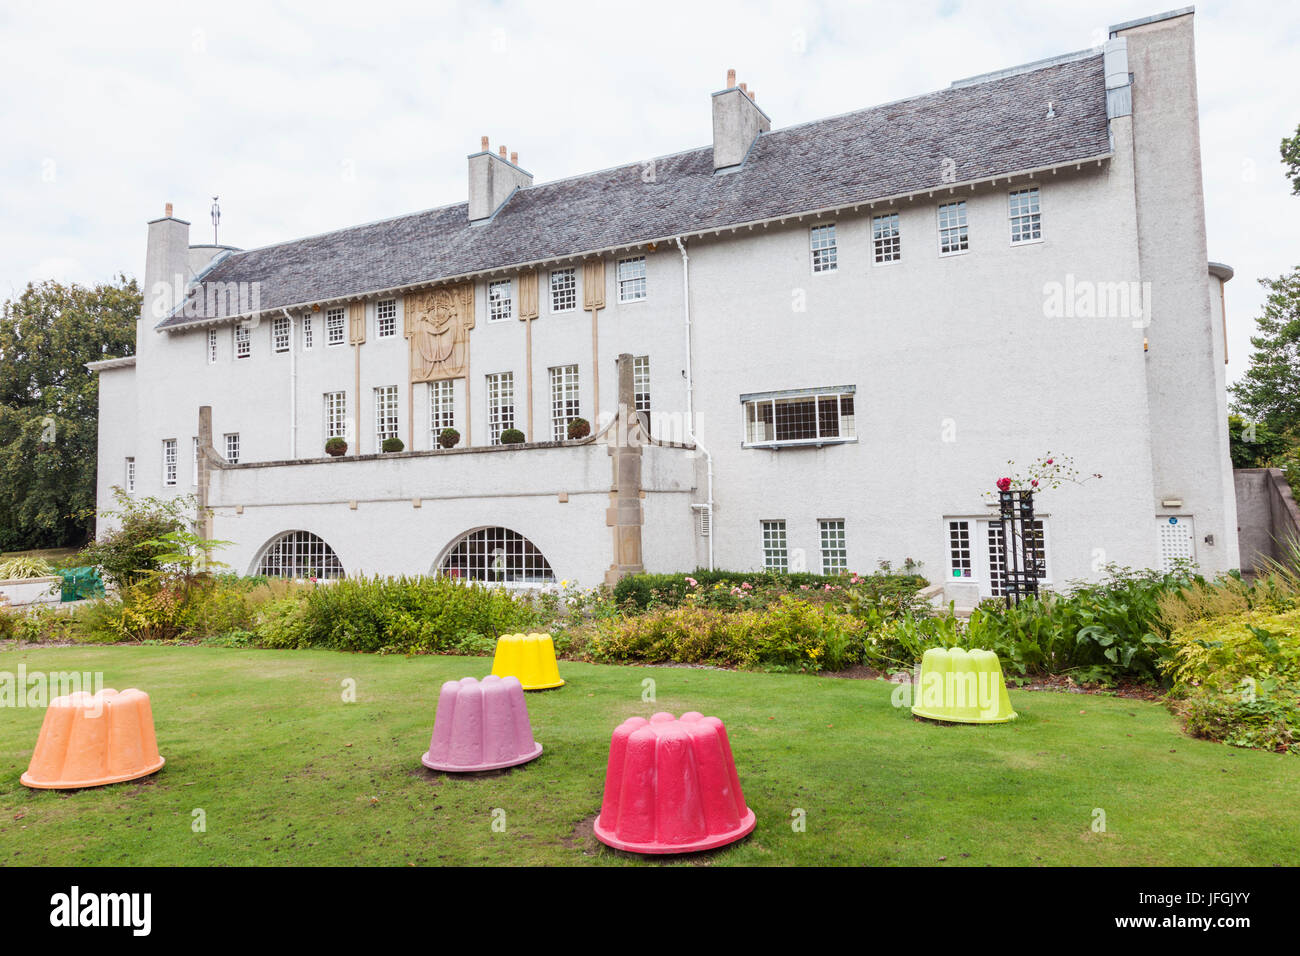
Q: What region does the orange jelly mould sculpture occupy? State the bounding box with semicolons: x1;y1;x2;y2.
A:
21;688;166;789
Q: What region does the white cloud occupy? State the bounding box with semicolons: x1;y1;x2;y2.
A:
1;0;1294;382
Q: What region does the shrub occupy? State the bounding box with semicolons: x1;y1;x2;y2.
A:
1164;607;1300;692
325;437;348;456
499;428;525;445
611;569;919;612
1176;680;1299;754
567;418;590;440
0;556;54;579
438;428;461;449
381;437;405;453
75;490;191;590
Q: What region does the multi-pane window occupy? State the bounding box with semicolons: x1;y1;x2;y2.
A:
988;519;1048;594
326;307;345;346
488;279;513;322
550;364;581;441
948;520;972;579
234;323;250;359
258;530;345;580
192;436;199;485
324;391;347;441
820;520;847;574
162;439;177;486
810;223;838;273
376;299;397;338
743;389;856;446
617;256;647;302
374;385;399;443
302;317;314;350
762;520;788;572
224;433;240;464
1009;187;1042;244
206;328;217;364
486;372;515;444
633;355;651;422
272;315;291;353
550;268;577;313
938;201;969;255
872;213;901;263
125;457;135;493
438;527;555;585
430;380;455;441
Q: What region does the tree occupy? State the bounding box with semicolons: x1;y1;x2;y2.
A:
0;276;139;550
1283;122;1300;196
1229;268;1300;437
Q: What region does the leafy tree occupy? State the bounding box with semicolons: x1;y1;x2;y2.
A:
1230;268;1300;437
1227;413;1292;468
0;276;139;550
1283;122;1300;196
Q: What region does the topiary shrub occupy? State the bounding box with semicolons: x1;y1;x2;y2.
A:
500;428;525;445
438;428;461;449
567;417;591;440
382;437;405;453
325;437;348;457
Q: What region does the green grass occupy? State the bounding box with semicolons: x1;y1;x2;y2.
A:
1;644;1295;866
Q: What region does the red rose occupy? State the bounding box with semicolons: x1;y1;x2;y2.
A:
996;477;1012;492
1031;479;1039;487
1046;458;1054;465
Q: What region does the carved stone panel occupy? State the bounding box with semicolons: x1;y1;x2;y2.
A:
405;282;475;383
583;259;605;311
518;270;539;321
348;301;366;345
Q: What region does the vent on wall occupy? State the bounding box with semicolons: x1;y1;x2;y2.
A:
691;503;712;537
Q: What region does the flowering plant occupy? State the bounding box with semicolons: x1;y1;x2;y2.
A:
988;452;1101;497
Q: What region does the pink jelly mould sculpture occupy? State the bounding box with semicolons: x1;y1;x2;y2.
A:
421;675;543;773
594;711;756;854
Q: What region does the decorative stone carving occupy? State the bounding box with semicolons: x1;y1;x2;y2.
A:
518;270;539;321
405;283;475;383
583;259;606;311
348;301;366;345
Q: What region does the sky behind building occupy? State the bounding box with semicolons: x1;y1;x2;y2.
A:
1;0;1294;383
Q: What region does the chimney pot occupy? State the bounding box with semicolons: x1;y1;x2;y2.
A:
499;145;507;158
726;68;736;88
750;90;757;102
510;151;518;164
481;135;489;151
165;202;173;217
739;82;747;93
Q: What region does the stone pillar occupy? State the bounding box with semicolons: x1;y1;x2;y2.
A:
604;354;645;586
197;406;215;540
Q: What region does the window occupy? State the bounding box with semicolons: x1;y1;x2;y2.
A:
374;385;399;443
948;520;972;579
1009;187;1042;244
234;323;250;359
810;223;837;273
326;307;345;346
938;201;969;255
272;315;291;353
192;436;199;485
224;433;240;464
258;530;344;580
302;317;314;350
324;391;347;441
206;328;217;364
549;364;581;441
125;457;135;494
820;520;847;574
988;519;1048;594
486;372;515;444
617;256;647;302
376;299;397;338
550;268;577;313
742;388;856;447
438;527;555;585
762;520;788;571
430;380;455;442
162;439;177;486
633;355;651;423
488;279;513;322
872;213;901;263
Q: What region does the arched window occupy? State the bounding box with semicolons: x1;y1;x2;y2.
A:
438;527;555;586
256;531;345;580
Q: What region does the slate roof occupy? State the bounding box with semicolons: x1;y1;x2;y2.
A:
160;51;1110;330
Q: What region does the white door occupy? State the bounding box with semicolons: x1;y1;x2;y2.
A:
1156;516;1195;571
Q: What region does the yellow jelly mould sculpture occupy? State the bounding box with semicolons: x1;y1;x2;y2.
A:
911;647;1018;724
490;632;565;690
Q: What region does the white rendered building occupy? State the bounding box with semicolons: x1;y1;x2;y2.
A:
91;8;1238;601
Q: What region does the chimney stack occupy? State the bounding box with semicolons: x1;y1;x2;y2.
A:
164;202;173;217
468;137;534;222
711;69;770;171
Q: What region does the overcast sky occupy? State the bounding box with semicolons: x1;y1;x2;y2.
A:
2;0;1295;383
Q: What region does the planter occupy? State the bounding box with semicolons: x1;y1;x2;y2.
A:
0;576;61;607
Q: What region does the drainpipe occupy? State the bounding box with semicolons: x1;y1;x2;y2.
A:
675;236;715;571
282;308;297;458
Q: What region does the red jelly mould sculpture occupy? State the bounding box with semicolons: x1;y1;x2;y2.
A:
421;675;543;773
594;711;756;854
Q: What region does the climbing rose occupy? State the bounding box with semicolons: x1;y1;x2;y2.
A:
1046;458;1054;465
1031;479;1039;487
996;477;1012;492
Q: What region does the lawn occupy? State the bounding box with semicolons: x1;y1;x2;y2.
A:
0;643;1295;866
